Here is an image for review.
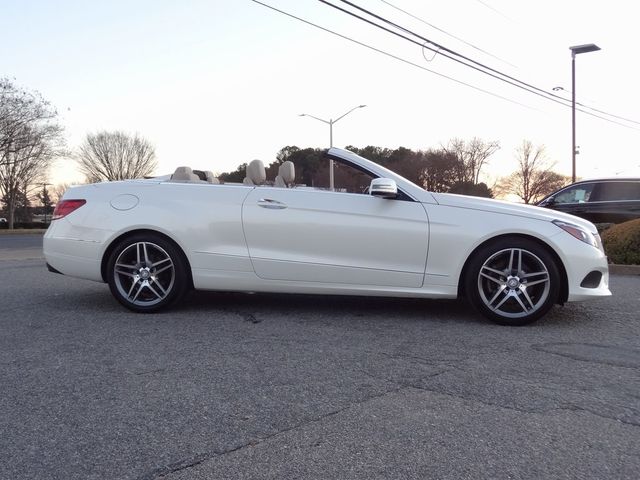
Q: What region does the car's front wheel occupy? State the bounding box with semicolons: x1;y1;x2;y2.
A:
464;237;561;326
106;234;189;312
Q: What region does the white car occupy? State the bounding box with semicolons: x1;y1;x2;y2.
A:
44;148;610;325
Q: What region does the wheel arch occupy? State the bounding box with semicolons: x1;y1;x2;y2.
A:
457;233;568;304
100;228;194;289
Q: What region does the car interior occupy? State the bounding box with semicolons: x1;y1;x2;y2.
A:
168;166;220;184
168;160;297;189
164;158;389;197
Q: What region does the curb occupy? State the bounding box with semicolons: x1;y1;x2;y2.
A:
609;264;640;276
0;229;47;235
0;250;43;261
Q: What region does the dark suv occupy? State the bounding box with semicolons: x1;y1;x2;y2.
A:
537;178;640;224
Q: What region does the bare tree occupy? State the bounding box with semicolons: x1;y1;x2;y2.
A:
496;140;570;204
51;182;71;204
443;137;500;185
76;131;157;182
0;78;65;228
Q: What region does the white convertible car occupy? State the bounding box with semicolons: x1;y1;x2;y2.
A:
44;148;610;325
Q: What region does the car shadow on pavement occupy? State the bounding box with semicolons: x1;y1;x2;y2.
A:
51;284;582;328
183;290;581;328
184;290;482;325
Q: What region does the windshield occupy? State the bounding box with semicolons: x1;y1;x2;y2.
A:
327;148;426;193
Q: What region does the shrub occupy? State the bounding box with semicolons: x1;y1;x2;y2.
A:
595;222;614;234
601;218;640;265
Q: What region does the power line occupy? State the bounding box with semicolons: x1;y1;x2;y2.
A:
463;2;640;126
378;0;516;68
342;0;640;129
331;1;573;105
335;0;640;128
249;0;537;110
552;89;640;126
325;0;640;130
474;0;513;21
249;0;639;131
577;103;640;126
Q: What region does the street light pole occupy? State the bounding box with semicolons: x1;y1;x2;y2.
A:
571;52;576;183
569;43;600;183
299;104;367;190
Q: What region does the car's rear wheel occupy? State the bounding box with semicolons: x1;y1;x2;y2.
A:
464;237;560;326
106;233;188;312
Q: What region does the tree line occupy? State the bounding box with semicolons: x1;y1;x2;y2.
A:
1;77;570;229
1;78;64;228
1;78;157;228
219;140;569;201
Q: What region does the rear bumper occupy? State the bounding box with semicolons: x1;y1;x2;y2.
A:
46;263;63;275
43;220;105;282
43;239;104;282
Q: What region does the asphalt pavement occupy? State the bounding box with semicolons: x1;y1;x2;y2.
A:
1;235;639;480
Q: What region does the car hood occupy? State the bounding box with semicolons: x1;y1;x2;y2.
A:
430;192;599;233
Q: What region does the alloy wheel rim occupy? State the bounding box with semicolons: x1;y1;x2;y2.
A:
477;248;551;319
113;242;175;306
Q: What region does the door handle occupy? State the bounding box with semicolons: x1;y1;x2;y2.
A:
257;198;287;209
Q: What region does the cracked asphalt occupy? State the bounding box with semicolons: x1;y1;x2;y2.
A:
1;235;639;479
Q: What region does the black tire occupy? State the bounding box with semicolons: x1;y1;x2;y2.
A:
464;237;561;326
106;233;189;313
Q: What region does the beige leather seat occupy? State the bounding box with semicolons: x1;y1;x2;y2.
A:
243;159;266;186
170;166;201;182
274;161;295;188
204;171;220;184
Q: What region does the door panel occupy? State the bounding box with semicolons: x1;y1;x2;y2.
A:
241;188;429;287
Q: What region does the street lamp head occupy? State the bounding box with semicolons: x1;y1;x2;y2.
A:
570;43;601;55
358;104;367;108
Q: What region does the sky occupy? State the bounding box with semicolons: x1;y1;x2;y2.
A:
2;0;639;187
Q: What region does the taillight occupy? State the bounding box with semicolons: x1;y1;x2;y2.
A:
52;199;86;220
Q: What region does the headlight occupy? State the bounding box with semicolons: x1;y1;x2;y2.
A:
553;220;599;249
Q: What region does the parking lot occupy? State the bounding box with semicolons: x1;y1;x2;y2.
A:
1;234;639;479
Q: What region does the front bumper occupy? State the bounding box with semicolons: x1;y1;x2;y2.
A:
553;232;611;301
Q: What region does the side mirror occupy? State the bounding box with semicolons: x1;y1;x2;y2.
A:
369;178;398;199
541;196;556;206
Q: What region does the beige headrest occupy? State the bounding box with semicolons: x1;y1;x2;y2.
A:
204;171;220;184
172;166;199;181
278;161;295;184
245;159;266;185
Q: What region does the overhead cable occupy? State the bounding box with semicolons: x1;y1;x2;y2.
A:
249;0;537;110
331;0;574;105
474;0;514;21
325;0;640;129
250;0;639;130
378;0;516;67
